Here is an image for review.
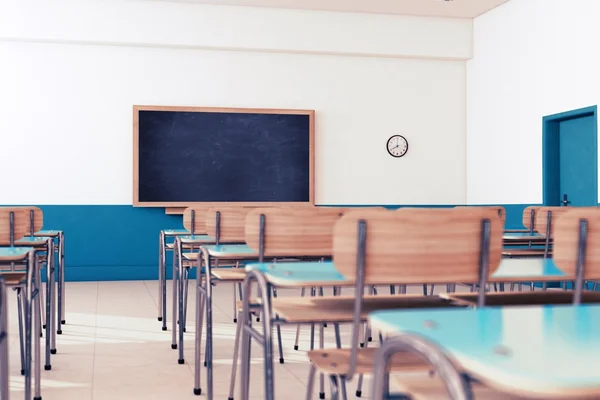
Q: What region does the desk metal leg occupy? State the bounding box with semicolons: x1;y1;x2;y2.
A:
56;234;63;334
193;259;206;396
161;234;168;331
177;239;186;364
171;242;178;350
44;239;54;369
49;240;57;354
158;231;165;323
33;257;42;400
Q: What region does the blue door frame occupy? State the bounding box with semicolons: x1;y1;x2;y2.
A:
542;105;598;206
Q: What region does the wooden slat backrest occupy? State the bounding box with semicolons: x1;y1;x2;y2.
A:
245;207;347;257
534;207;579;235
333;207;504;285
205;207;253;242
9;206;43;234
522;206;540;230
554;209;600;279
455;206;506;223
0;208;29;245
183;207;208;234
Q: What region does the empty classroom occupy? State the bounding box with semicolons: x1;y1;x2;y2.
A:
1;0;600;399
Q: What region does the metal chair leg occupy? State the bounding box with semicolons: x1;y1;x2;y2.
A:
293;288;306;350
17;288;25;375
228;311;243;400
305;365;317;400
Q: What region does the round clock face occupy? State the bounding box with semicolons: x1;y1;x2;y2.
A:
387;135;408;158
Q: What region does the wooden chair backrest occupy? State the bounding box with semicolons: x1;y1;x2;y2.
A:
205;207;254;242
522;206;540;230
455;206;506;223
183;207;208;234
0;208;29;245
534;207;578;235
554;209;600;280
9;206;43;235
245;207;347;257
333;207;504;285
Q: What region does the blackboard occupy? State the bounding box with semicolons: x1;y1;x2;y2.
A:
133;106;314;207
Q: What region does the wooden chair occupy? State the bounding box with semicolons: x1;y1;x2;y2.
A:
168;207;212;345
443;206;600;307
11;206;59;368
299;207;504;400
371;207;600;400
0;207;42;400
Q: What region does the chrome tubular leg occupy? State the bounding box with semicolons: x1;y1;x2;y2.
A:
33;260;42;400
158;231;164;322
178;240;185;364
182;267;190;333
17;288;25;375
371;335;473;400
49;240;56;355
59;231;65;325
293;287;306;351
161;233;168;331
193;267;206;396
44;242;53;369
305;365;317;400
228;311;243;400
171;242;178;350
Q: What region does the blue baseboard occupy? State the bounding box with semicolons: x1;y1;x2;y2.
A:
16;203;535;282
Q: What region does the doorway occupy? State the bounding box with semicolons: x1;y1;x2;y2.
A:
542;105;598;206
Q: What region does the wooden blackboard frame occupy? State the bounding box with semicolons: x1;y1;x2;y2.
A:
132;105;315;208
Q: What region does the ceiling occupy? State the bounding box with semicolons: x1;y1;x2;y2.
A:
153;0;512;18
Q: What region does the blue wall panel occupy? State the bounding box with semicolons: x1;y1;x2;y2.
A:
26;203;534;281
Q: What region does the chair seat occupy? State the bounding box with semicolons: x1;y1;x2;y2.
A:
211;269;246;281
442;290;600;307
307;347;429;375
271;295;456;324
0;247;34;262
394;373;530;400
166;243;195;250
0;272;27;285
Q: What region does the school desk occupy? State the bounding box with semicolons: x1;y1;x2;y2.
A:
369;304;600;399
31;230;65;333
158;228;189;330
14;235;57;369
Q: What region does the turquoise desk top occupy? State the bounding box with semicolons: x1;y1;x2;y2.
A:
203;244;257;258
369;304;600;396
245;261;345;287
164;229;189;236
242;258;566;287
34;230;60;237
180;234;214;243
0;247;34;258
491;258;565;281
14;236;52;245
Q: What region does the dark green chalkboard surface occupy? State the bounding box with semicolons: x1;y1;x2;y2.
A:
133;106;314;208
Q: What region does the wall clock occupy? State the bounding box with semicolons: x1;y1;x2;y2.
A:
386;135;408;158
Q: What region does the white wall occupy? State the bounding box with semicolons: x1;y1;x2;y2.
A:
0;0;471;205
467;0;600;204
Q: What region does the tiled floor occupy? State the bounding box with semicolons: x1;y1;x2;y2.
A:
6;280;422;400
